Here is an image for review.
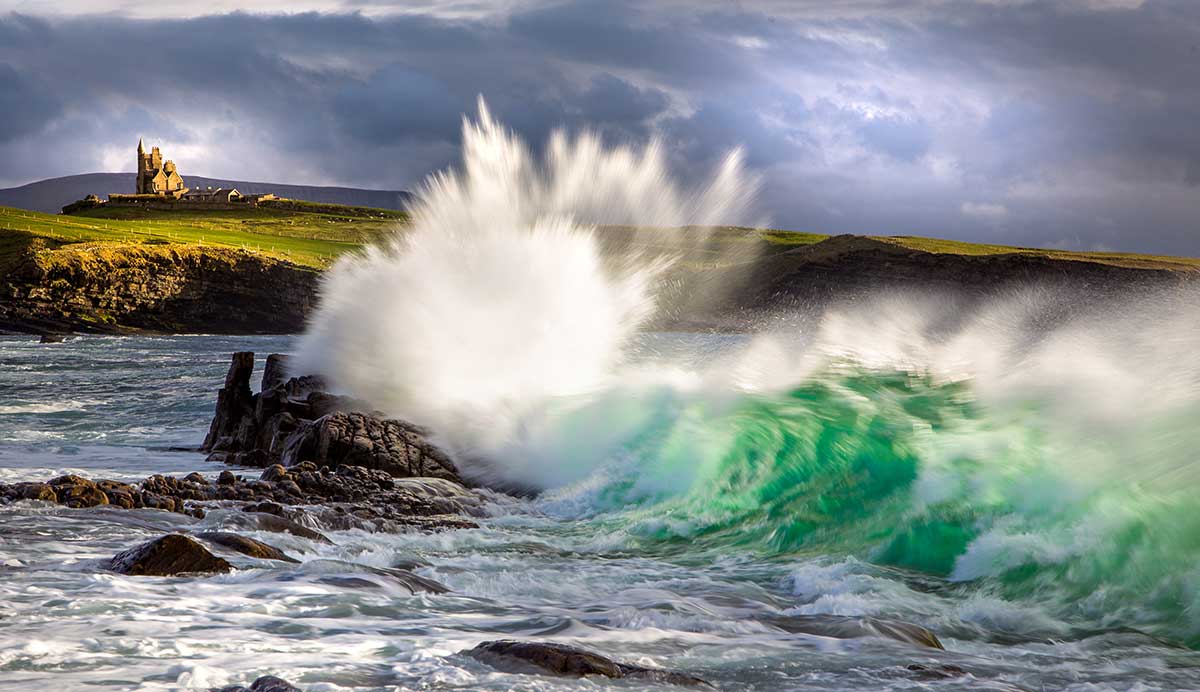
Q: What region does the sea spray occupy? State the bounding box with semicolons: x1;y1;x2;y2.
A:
295;97;759;484
295;98;1200;645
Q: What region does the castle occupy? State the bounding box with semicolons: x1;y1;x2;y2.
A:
62;140;278;213
136;138;187;198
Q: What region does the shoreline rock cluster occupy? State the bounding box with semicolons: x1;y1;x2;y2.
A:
202;352;460;483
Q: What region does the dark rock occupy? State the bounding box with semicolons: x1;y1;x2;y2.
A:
906;663;968;679
202;352;256;453
184;472;207;484
18;483;58;503
242;512;332;544
39;333;66;343
104;490;137;509
276;479;302;497
305;391;354;419
195;531;300;563
467;640;712;688
766;614;944;650
109;534;233;576
47;475;110;508
218;470;238;486
214;674;302;692
261;354;291;391
140;492;178;512
280;412;460;482
244;501;284;516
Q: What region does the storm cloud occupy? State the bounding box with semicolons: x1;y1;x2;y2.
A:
0;0;1197;254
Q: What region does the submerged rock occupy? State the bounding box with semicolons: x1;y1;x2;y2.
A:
905;663;968;679
290;559;449;594
234;511;333;544
467;640;712;688
109;534;233;576
214;675;301;692
194;531;300;563
767;614;944;650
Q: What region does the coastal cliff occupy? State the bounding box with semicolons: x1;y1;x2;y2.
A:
0;231;319;334
1;223;1196;335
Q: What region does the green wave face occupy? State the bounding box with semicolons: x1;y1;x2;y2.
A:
560;365;1200;645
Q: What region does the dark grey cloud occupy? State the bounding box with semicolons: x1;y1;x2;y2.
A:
0;0;1198;255
0;63;62;143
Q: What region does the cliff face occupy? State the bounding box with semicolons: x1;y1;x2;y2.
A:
658;235;1198;330
0;234;319;334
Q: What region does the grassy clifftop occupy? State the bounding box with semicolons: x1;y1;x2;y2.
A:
0;202;404;270
4;203;1198;273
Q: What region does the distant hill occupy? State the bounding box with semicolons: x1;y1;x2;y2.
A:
0;173;412;214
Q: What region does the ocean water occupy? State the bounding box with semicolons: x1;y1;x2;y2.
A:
3;332;1200;692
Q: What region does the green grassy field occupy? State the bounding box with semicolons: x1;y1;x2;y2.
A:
1;203;1196;273
0;203;405;269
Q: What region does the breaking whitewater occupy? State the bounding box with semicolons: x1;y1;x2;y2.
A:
3;103;1200;690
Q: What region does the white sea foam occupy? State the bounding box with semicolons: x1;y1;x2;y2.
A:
295;98;758;489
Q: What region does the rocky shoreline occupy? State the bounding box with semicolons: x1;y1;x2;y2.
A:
0;351;965;690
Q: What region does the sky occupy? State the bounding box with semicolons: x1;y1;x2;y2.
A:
1;0;1198;254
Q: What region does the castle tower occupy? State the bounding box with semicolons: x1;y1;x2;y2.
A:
136;138;146;193
133;139;187;197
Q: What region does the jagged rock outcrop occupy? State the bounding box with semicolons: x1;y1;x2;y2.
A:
0;233;319;335
109;534;232;576
201;352;463;485
280;412;460;481
466;640;713;688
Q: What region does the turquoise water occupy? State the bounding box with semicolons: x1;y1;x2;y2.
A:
2;332;1200;691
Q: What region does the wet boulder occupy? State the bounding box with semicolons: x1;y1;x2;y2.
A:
766;614;944;649
16;482;59;503
466;640;712;687
280;411;461;482
109;534;233;576
48;475;109;508
194;531;300;563
97;480;140;509
215;675;301;692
